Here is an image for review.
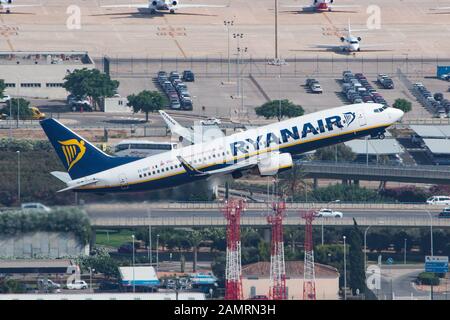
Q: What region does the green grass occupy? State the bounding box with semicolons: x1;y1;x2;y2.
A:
95;229;135;248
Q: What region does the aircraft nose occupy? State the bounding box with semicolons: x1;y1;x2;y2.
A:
390;107;404;122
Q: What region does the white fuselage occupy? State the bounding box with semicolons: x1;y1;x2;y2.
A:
75;103;402;192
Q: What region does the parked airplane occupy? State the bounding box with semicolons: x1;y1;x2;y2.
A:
40;103;403;193
316;20;389;53
283;0;359;12
101;0;228;14
0;0;39;13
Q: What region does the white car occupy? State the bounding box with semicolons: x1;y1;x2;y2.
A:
66;280;88;290
426;196;450;206
200;118;221;126
0;95;11;103
21;202;52;212
316;208;343;218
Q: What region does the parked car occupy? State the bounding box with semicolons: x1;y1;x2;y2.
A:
21;202;52;212
182;70;195;82
66;280;88;290
38;279;61;290
310;83;323;94
0;95;11;103
316;208;343;218
426;196;450;205
118;243;134;253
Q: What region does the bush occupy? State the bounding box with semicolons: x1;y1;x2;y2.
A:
393;99;412;113
380;185;429;203
417;272;440;286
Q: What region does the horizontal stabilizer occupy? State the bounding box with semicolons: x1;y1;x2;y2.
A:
57;178;99;193
51;171;72;183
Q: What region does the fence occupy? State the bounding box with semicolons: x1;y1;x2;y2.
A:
97;55;450;79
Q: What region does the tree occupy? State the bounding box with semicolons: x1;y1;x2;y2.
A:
0;79;6;98
189;230;204;273
255;99;304;121
127;90;165;122
348;221;366;296
314;143;356;162
393;98;412;113
63;68;119;109
2;98;32;119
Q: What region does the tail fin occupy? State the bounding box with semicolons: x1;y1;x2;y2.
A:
159;110;194;143
40;118;138;180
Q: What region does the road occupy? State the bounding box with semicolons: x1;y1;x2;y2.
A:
83;202;450;227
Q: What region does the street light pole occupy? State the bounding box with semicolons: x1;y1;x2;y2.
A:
343;235;347;300
148;208;152;265
156;234;160;272
404;238;407;265
224;20;234;83
132;234;135;293
233;33;244;98
424;209;434;256
364;225;372;274
16;150;21;205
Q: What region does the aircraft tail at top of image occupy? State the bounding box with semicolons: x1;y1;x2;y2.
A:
40;104;403;193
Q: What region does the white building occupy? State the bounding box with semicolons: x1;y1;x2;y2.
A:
0;51;95;99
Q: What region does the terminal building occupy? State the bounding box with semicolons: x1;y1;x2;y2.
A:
0;51;95;99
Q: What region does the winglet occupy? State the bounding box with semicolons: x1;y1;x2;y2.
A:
177;156;209;176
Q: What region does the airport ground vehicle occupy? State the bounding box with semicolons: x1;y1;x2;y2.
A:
30;107;46;120
315;208;343;218
426;196;450;205
66;280;88;290
21;202;52;212
114;140;177;157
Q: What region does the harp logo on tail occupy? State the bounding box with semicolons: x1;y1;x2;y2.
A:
59;139;86;170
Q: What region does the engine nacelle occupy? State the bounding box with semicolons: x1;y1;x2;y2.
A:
172;0;178;6
152;0;157;6
340;37;345;42
257;152;293;176
357;36;362;41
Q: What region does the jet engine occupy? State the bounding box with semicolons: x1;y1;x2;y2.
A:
257;152;293;176
152;0;157;6
340;37;345;42
357;37;362;41
172;0;178;5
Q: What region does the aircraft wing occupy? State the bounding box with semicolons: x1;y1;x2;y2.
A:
174;4;229;8
281;5;311;8
177;155;257;177
2;4;40;7
430;7;450;10
159;110;194;144
101;3;149;8
330;5;360;8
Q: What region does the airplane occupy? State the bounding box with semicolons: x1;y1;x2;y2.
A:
315;20;390;53
0;0;39;13
430;5;450;12
282;0;359;13
100;0;228;14
40;103;404;193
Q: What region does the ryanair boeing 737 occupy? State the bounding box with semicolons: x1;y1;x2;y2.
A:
40;103;403;193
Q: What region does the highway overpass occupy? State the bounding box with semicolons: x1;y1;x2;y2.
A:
298;162;450;185
85;202;450;228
